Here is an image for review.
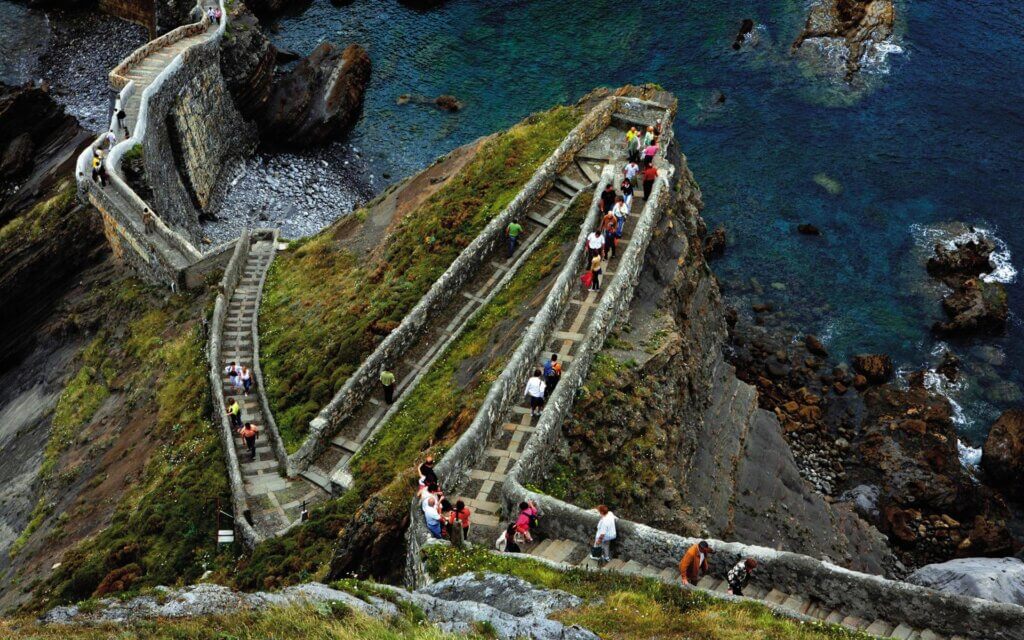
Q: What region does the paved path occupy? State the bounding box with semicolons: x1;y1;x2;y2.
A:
299;154;608;494
524;539;962;640
220;238;327;538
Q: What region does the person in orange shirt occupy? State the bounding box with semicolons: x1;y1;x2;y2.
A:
601;209;618;259
238;422;258;460
678;540;713;585
449;499;472;544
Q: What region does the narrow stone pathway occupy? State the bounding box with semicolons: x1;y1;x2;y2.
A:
461;126;649;539
220;238;327;538
299;155;608;494
524;539;959;640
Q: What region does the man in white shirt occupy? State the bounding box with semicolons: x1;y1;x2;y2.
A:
587;230;605;260
524;369;546;416
594;505;617;562
422;496;442;538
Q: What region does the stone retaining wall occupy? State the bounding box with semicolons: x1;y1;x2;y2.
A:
207;227;262;548
251;237;291;475
288;96;621;474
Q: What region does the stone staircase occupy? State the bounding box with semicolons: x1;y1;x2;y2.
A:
525;538;962;640
219;238;327;537
299;154;608;495
461;126;647;542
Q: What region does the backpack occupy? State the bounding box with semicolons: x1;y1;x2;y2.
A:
527;510;540;530
543;360;554;377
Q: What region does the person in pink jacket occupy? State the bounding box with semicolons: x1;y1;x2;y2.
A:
514;499;538;542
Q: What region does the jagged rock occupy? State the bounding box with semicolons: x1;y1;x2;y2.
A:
928;234;996;287
703;225;726;258
262;42;371;148
982;409;1024;500
219;1;277;121
0;132;33;180
245;0;312;20
851;354;893;384
938;350;960;381
932;278;1008;337
419;572;582;618
792;0;895;80
908;557;1024;606
797;223;821;236
732;18;755;50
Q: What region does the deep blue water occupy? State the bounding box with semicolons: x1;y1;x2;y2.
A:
276;0;1024;446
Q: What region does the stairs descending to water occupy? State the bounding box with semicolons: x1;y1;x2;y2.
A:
524;539;963;640
220;238;327;537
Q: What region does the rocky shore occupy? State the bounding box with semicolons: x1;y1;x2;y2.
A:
792;0;896;81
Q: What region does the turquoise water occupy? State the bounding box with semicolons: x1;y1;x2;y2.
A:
271;0;1024;445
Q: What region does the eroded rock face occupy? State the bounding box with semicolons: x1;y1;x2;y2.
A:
908;557;1024;606
851;353;893;385
261;42;371;148
928;235;997;287
982;409;1024;500
792;0;895;80
419;572;582;618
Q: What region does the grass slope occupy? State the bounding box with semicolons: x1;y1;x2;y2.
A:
426;545;872;640
233;197;588;590
28;281;233;608
0;603;479;640
259;105;583;451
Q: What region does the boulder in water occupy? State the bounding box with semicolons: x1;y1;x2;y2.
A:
932;278;1008;337
928;233;996;287
797;223;821;236
703;225;726;259
908;557;1024;606
851;353;893;384
732;19;755;50
792;0;896;81
261;42;371;148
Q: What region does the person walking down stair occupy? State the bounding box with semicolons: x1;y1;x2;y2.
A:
589;253;602;292
418;455;437;489
238;422;258;460
524;369;546;416
514;499;539;543
380;368;396;404
727;558;758;596
679;540;713;585
626;126;640;163
594;505;617;563
506;220;524;257
602;207;618;259
226;398;242;430
642;163;659;200
543;353;561;399
240;366;253;396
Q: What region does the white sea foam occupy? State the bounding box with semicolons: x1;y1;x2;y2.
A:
918;362;984;470
958;440;983;469
909;224;1017;285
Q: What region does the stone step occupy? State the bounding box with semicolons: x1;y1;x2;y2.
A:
619;560;647;576
780;593;811;615
889;624;915;640
763;589;788;605
552;180;577;197
557;175;586;192
525;210;552;227
658;567;678;582
544;540;579;564
472;512;500;527
299;468;331;493
864;621;895;637
696;575;720;590
330;434;361;453
531;539;553;557
240;459;278;473
840;615;867;631
604;558;626;571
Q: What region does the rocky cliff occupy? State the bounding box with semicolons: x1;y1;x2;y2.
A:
541;146;895;575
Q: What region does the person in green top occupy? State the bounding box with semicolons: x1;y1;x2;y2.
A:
506;221;524;257
380;369;396;404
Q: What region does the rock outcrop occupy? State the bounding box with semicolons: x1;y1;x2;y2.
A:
261;42;371;148
928;235;997;286
933;277;1008;337
908;557;1024;606
851;353;893;385
792;0;895;80
982;409;1024;500
40;574;597;640
219;1;277;121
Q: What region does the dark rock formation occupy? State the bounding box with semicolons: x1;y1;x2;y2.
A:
852;353;893;384
932;277;1008;337
733;19;755;50
219;2;277;122
261;42;371;148
244;0;313;21
0;82;91;220
398;0;444;9
792;0;895;80
434;94;462;112
804;334;828;357
328;490;410;582
982;409;1024;500
928;235;996;287
398;93;463;112
937;350;960;381
702;225;726;258
155;0;196;32
908;557;1024;606
797;223;821;235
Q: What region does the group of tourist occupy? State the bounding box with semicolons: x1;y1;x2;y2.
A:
224;362;258;460
417;455;473;543
205;5;223;23
523;352;562;417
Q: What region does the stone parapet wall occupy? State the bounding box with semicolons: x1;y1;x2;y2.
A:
207;228;262;548
109;11;211;90
288;96;621;474
252;237;291;476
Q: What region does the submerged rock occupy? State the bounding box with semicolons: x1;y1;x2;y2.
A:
732;19;755;50
703;225;726;259
908;557;1024;606
797;223;821;236
982;409;1024;500
262;42;371;148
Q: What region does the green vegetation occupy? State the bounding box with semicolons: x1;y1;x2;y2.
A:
0;180;77;245
260;105;583;451
0;603;478;640
234;191;589;591
32;280;233;607
425;545;872;640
